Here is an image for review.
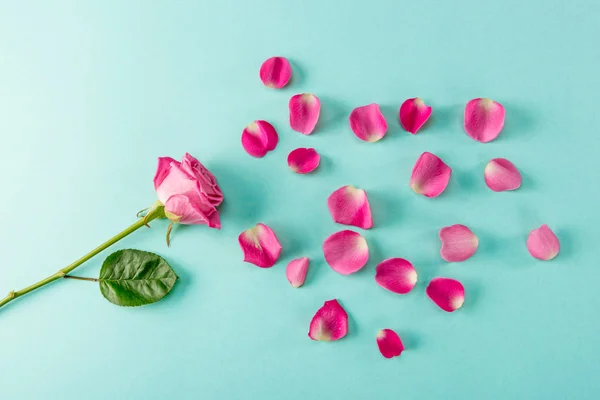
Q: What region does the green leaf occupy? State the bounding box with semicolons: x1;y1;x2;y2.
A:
99;249;178;307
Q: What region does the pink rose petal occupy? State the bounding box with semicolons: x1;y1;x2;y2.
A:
349;103;387;142
327;185;373;229
439;224;479;262
323;230;369;275
484;158;522;192
426;277;465;312
241;120;279;158
288;148;320;174
527;224;560;260
289;93;320;135
238;223;282;268
259;56;292;89
375;258;417;294
308;299;348;341
399;98;432;134
410;152;452;198
286;257;309;288
464;98;505;143
376;329;404;359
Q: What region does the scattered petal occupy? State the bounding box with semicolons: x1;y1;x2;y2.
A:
484;158;522;192
286;257;309;288
410;152;452;197
375;258;417;294
308;299;348;341
323;230;369;275
426;277;465;312
376;329;404;358
327;185;373;229
288;148;320;174
439;224;479;262
349;104;387;142
241;120;279;158
259;56;292;89
289;93;320;135
238;223;282;268
464;98;506;143
399;98;432;134
527;224;560;260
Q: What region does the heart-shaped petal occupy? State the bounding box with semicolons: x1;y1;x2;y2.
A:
349;103;387;142
241;120;279;158
484;158;522;192
527;224;560;260
375;258;417;294
289;93;320;135
238;223;282;268
410;152;452;198
259;56;292;89
376;329;404;358
399;98;432;134
439;224;479;262
327;185;373;229
464;98;505;143
288;148;320;174
308;299;349;341
426;277;465;312
323;230;369;275
286;257;309;288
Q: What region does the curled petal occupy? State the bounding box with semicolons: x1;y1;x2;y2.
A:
484;158;522;192
289;93;320;135
439;224;478;262
399;98;432;134
375;258;417;294
464;98;505;143
288;148;320;174
527;224;560;260
238;223;282;268
286;257;309;288
327;185;373;229
153;157;179;191
376;329;404;358
426;277;465;312
241;120;279;158
259;56;292;89
410;152;452;198
308;299;348;341
323;230;369;275
164;192;221;228
349;103;387;142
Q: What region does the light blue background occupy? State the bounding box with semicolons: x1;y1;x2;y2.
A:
1;1;599;399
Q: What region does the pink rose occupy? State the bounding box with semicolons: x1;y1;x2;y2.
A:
153;153;223;228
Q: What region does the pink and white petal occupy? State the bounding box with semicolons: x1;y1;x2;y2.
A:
286;257;309;288
410;152;452;198
484;158;522;192
238;223;282;268
323;230;369;275
288;148;320;174
241;120;279;158
259;56;292;89
289;93;320;135
327;185;373;229
308;299;349;341
439;224;479;262
153;157;179;191
376;329;404;358
155;162;199;204
349;104;387;142
399;98;432;134
527;224;560;260
426;277;465;312
375;258;417;294
464;98;506;143
164;192;221;228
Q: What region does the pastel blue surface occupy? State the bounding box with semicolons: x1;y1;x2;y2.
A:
1;1;599;399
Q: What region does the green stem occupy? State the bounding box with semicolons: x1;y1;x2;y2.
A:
0;203;164;310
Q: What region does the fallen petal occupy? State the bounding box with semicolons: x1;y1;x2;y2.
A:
464;98;505;143
375;258;417;294
288;148;320;174
289;93;320;135
238;223;282;268
410;152;452;197
349;104;387;142
439;224;479;262
484;158;522;192
259;56;292;89
426;277;465;312
286;257;309;288
376;329;404;358
327;185;373;229
527;224;560;260
323;230;369;275
399;98;432;134
241;120;279;158
308;299;349;341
